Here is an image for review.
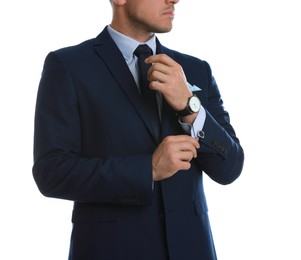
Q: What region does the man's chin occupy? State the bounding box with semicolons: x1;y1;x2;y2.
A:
153;26;173;34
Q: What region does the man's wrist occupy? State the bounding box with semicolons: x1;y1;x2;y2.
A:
180;112;198;124
176;94;201;117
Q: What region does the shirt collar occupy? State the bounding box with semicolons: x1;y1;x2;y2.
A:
107;25;157;61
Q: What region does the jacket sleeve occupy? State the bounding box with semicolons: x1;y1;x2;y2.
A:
32;52;153;205
196;63;244;185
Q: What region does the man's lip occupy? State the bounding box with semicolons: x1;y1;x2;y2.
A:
163;9;175;16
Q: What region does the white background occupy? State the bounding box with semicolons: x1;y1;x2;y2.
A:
1;0;300;259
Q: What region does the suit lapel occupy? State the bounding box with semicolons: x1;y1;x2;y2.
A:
93;28;159;143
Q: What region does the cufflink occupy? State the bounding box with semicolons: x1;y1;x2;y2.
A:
197;131;205;139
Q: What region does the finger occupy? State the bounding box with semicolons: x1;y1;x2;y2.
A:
186;136;201;150
177;160;192;171
175;135;200;150
148;62;170;76
148;70;169;85
149;80;164;92
166;137;198;159
179;143;198;158
178;150;196;162
147;61;173;85
145;54;174;66
165;135;200;148
190;138;201;150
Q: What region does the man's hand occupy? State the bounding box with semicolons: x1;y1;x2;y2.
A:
146;54;199;126
152;135;200;181
145;54;192;112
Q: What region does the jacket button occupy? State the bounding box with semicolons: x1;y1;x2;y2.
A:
211;140;217;147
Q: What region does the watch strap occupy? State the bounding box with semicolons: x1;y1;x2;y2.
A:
176;94;197;117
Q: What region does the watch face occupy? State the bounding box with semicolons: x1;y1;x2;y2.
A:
189;96;201;112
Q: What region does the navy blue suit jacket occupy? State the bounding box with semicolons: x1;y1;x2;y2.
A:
33;27;244;260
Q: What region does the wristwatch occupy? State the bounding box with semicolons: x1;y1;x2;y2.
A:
176;94;201;117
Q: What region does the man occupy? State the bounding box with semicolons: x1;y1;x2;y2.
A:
33;0;244;259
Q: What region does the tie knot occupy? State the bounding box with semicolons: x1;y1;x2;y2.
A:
134;44;153;58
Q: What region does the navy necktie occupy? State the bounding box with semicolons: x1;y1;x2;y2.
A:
134;44;160;138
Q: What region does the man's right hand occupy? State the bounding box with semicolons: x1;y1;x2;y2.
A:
152;135;200;181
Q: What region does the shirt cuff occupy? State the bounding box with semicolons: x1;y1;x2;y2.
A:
179;106;206;139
